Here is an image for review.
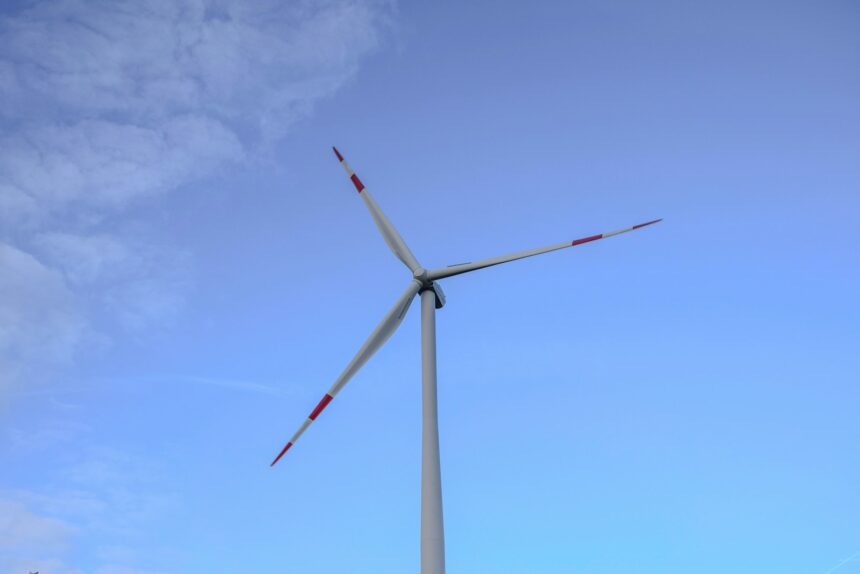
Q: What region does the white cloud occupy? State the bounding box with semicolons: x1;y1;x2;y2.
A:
0;498;78;573
0;243;90;391
0;0;393;391
2;447;177;573
0;0;390;219
33;232;189;331
34;233;140;287
0;117;243;220
0;499;77;553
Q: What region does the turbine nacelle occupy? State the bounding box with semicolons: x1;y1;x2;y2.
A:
422;281;446;309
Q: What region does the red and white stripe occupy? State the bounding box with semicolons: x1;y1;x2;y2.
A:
270;393;335;466
571;218;662;246
270;280;422;467
330;146;422;272
333;146;365;193
428;218;663;281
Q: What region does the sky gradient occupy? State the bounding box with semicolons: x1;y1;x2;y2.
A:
2;1;859;573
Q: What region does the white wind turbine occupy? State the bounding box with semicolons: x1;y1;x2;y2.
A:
271;147;661;574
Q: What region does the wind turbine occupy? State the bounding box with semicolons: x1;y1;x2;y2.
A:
271;147;661;574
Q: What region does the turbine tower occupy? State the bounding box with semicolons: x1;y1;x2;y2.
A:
271;147;661;574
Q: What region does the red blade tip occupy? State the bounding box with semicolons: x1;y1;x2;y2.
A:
270;442;293;467
632;218;663;229
332;146;344;162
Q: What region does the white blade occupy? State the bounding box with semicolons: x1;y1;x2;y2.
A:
333;147;422;272
271;280;422;466
427;218;662;281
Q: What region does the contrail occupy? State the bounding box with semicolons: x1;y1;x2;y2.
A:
150;374;289;396
10;375;290;397
825;550;860;574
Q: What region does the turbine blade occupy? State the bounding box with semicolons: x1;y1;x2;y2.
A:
427;218;662;281
333;147;422;272
271;280;422;466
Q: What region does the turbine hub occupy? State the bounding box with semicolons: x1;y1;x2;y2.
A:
413;267;429;283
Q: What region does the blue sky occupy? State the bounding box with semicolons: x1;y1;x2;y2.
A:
1;1;859;573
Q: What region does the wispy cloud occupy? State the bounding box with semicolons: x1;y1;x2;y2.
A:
0;0;393;392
